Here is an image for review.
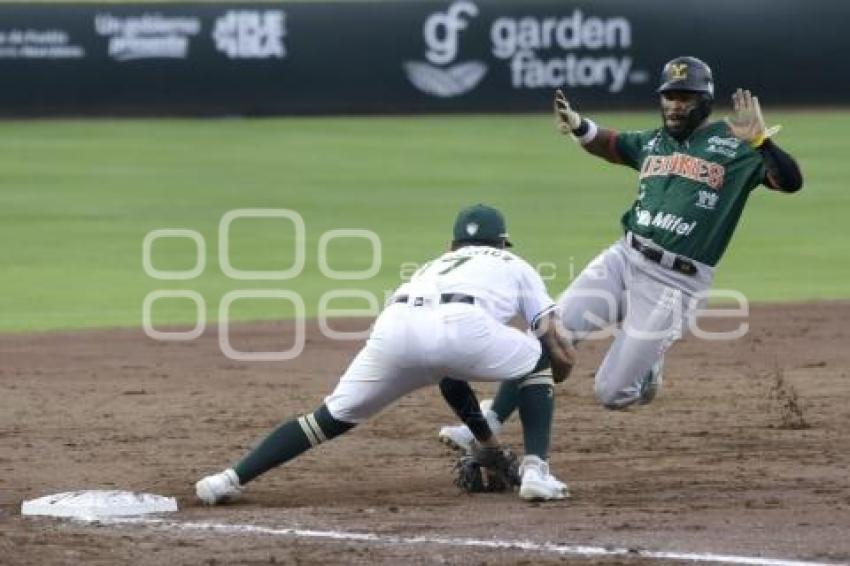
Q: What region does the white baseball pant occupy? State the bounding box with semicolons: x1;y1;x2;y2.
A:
325;298;541;423
558;235;714;408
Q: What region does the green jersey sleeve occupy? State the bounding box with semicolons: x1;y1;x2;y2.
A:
614;130;658;171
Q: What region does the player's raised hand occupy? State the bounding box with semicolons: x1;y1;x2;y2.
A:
554;89;582;135
726;88;781;147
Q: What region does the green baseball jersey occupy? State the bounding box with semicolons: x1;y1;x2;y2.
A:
615;121;767;266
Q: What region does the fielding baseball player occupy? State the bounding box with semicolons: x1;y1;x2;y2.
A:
196;204;575;504
439;56;803;453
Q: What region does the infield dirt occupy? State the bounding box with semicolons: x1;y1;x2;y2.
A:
1;302;848;565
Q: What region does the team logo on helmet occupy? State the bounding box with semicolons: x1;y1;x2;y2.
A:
670;63;688;80
466;222;479;236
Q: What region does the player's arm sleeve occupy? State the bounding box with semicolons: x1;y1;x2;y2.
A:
515;262;557;329
609;130;651;171
759;139;803;193
578;126;624;165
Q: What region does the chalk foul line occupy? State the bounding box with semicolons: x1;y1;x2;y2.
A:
90;516;839;566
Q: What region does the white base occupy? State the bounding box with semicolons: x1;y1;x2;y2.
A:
22;490;178;520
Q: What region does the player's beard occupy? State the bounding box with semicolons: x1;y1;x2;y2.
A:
661;98;712;142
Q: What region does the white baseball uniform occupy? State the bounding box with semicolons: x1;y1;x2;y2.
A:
325;246;556;423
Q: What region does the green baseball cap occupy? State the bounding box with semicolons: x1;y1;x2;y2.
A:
452;203;513;247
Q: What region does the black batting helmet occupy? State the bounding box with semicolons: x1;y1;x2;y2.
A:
657;56;714;99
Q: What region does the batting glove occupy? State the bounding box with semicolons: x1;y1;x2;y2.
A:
726;88;781;148
554;89;582;134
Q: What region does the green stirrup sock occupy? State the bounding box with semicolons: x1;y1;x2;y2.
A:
490;379;521;423
518;382;554;460
234;404;354;484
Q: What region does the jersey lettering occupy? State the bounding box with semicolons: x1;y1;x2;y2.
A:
639;152;725;190
402;246;554;326
437;255;472;275
634;205;697;236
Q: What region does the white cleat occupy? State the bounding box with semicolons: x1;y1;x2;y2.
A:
195;468;243;505
438;400;501;453
519;456;569;501
438;424;475;453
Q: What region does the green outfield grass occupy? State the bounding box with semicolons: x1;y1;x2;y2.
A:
1;111;848;332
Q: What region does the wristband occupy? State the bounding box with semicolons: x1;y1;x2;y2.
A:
571;118;598;145
571;118;589;137
751;125;782;148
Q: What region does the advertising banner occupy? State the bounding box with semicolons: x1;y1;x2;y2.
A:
0;1;845;116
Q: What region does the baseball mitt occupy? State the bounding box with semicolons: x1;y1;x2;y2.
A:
453;445;521;493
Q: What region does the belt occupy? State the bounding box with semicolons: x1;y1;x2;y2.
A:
393;293;475;306
630;237;697;276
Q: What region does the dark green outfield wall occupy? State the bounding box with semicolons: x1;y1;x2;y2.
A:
0;0;846;116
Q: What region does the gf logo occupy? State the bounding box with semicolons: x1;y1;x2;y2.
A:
670;63;688;80
423;1;478;65
404;1;486;98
